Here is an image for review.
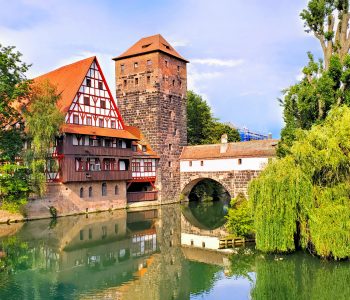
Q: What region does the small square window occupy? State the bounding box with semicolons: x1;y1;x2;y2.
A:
123;79;127;87
147;76;151;84
111;120;116;129
147;60;152;66
189;161;192;167
172;79;175;86
135;78;138;85
201;161;204;166
86;78;91;87
100;100;106;109
165;60;168;67
84;96;90;106
121;64;125;72
132;145;137;152
169;144;172;151
86;117;92;126
142;145;147;152
177;66;180;72
168;161;172;167
99;118;104;127
73;114;79;124
134;62;138;68
238;158;242;165
98;81;103;90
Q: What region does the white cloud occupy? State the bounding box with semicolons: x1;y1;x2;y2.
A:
191;58;244;67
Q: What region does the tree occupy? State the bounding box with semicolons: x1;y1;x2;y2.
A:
250;106;350;259
0;44;30;161
187;91;240;145
301;0;350;70
23;81;64;196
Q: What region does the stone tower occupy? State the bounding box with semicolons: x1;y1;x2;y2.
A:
113;34;188;202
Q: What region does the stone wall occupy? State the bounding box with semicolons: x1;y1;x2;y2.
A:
24;181;127;219
115;52;187;203
180;170;261;199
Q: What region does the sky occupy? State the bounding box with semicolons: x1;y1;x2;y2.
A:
0;0;322;138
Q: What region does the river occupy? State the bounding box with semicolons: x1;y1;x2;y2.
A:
0;200;349;300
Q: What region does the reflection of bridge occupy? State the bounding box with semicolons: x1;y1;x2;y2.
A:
180;139;278;198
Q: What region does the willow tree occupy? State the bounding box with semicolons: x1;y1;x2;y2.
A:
301;0;350;70
250;106;350;259
23;81;64;196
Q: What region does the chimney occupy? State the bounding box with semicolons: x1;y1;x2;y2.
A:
220;134;228;154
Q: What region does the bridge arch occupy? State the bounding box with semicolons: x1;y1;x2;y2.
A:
180;175;233;201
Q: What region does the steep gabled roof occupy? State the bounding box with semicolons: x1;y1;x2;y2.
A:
113;34;189;63
180;140;279;160
33;56;95;114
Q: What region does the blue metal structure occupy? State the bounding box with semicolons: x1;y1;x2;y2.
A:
238;127;269;142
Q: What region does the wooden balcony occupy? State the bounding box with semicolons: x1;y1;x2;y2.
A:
63;144;133;158
63;170;132;182
127;191;158;203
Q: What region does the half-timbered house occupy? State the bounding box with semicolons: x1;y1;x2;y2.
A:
29;56;159;211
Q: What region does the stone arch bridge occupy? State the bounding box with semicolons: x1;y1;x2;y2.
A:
179;139;278;199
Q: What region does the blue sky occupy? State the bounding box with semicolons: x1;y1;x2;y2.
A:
0;0;322;137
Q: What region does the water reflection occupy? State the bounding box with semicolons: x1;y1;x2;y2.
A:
0;203;349;300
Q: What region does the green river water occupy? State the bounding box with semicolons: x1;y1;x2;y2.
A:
0;201;349;300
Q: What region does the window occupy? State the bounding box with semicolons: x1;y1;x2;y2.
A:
169;144;172;151
172;79;175;86
104;139;111;147
86;116;92;126
147;59;152;66
132;145;137;152
202;242;206;248
73;114;79;124
121;64;125;72
132;162;141;172
86;78;91;87
177;65;180;72
142;145;147;152
89;186;92;198
76;158;84;171
189;161;192;167
144;162;152;172
201;161;204;166
102;183;107;196
98;81;103;90
123;79;127;87
134;62;138;68
165;60;168;67
115;185;119;195
100;100;106;109
135;78;138;85
84;96;90;106
111;120;116;129
99;118;104;127
79;187;84;198
238;158;242;165
147;76;151;84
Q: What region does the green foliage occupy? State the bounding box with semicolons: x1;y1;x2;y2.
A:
0;44;30;129
189;179;227;202
226;194;254;238
0;128;23;162
23;81;64;197
0;164;30;213
250;106;350;259
187;90;240;145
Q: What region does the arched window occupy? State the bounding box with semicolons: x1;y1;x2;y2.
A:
115;185;119;195
89;186;92;198
102;183;107;196
80;187;84;198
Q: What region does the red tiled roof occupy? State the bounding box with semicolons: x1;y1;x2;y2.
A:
126;126;159;158
61;124;138;140
113;34;189;63
180;140;279;160
33;56;95;114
